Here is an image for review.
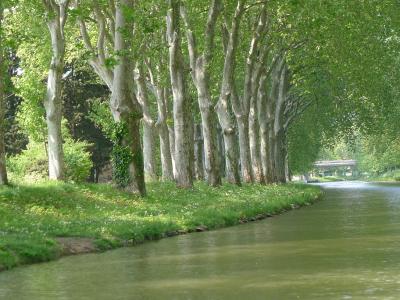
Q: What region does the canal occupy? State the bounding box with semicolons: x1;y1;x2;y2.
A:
1;181;400;299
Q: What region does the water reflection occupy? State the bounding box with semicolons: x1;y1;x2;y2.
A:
1;182;400;299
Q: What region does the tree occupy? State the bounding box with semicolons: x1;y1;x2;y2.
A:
42;0;70;180
0;4;8;185
77;0;146;195
215;0;245;185
167;0;193;188
180;0;222;186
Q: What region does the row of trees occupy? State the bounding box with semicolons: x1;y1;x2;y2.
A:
0;0;399;196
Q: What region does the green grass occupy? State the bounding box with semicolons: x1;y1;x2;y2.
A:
363;170;400;182
0;181;321;271
314;176;346;182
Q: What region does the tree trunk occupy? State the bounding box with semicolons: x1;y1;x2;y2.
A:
156;87;174;181
147;64;174;181
236;115;252;182
258;72;269;184
272;61;289;183
273;130;286;183
167;0;193;188
0;8;8;185
199;100;221;185
249;94;263;183
194;123;205;180
216;124;226;177
215;1;245;186
168;124;177;179
136;66;157;181
44;2;69;180
240;6;267;184
181;1;222;186
111;0;145;196
142;120;157;181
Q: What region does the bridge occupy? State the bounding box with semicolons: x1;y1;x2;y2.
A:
314;160;357;168
313;160;358;177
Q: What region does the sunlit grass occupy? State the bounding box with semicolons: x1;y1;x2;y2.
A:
0;181;321;270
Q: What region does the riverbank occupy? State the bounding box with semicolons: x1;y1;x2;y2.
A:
0;181;322;272
363;170;400;182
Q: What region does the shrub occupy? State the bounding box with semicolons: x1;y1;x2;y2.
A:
7;138;93;183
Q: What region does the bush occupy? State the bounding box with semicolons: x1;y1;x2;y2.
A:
7;138;93;183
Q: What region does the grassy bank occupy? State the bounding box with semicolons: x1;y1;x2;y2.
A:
313;176;346;183
0;181;321;271
363;170;400;182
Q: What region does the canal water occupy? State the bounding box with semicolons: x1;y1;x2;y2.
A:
1;181;400;299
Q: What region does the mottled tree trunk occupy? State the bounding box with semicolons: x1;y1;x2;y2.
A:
272;62;289;183
236;115;252;182
111;0;146;196
136;66;157;181
233;79;252;183
181;1;222;186
43;0;70;180
156;87;174;181
167;0;193;188
239;6;267;184
216;1;245;185
258;72;269;184
273;130;286;183
147;63;174;181
249;94;263;183
194;123;205;180
0;8;8;185
168;123;177;179
216;125;226;177
142;117;157;181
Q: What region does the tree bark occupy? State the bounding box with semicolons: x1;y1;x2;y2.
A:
167;0;193;188
194;123;205;180
180;1;222;186
249;91;263;183
136;65;157;181
43;0;70;180
236;114;252;182
111;0;146;195
0;7;8;185
215;0;245;185
241;6;267;183
78;0;146;195
273;61;289;183
147;64;174;181
258;72;269;184
232;85;252;183
156;87;174;181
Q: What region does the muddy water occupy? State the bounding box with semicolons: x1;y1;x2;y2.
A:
1;182;400;299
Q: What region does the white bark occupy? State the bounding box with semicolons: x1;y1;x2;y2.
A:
110;0;146;195
147;65;174;181
215;0;245;185
43;0;70;180
273;61;289;183
77;0;146;195
181;0;222;186
167;0;193;188
136;65;157;181
243;7;267;183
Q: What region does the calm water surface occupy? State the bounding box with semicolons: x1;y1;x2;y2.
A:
1;181;400;299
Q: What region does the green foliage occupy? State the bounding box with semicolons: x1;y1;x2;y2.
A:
7;138;93;183
89;99;132;187
63;138;94;182
111;142;132;188
88;99;114;139
0;181;321;270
